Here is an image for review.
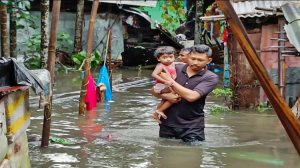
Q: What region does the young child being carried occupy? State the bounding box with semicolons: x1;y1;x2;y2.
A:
151;46;187;124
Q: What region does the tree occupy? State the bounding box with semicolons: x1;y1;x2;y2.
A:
41;0;49;68
0;3;8;57
1;0;38;58
10;11;17;58
160;0;185;33
73;0;84;54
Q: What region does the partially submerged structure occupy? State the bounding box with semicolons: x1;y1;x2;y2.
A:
0;57;46;167
0;86;31;168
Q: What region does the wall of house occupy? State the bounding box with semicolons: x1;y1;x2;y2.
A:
229;23;300;108
14;12;124;61
259;24;300;106
0;87;31;168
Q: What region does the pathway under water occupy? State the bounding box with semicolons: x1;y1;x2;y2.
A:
27;69;299;168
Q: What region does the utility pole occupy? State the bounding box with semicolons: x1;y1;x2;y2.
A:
216;0;300;155
41;0;61;147
78;0;99;115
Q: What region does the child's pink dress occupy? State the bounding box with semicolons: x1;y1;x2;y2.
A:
153;65;177;93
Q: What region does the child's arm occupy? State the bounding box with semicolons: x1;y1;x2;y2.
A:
151;64;169;84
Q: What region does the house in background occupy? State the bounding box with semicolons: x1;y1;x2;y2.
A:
202;1;300;109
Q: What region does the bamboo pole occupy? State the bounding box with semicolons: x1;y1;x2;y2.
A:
216;0;300;155
108;30;112;90
278;18;286;99
79;0;99;115
41;0;61;147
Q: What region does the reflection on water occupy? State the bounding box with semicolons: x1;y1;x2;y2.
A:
28;69;299;168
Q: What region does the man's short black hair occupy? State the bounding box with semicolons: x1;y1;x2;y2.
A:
154;46;176;58
190;44;212;57
181;47;191;53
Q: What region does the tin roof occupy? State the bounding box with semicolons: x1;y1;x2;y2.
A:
231;1;298;18
200;1;299;21
282;2;300;52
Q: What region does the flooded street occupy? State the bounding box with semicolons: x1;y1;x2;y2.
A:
27;69;299;168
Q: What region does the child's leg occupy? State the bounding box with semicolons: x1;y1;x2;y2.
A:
155;100;173;119
152;99;166;124
152;86;173;124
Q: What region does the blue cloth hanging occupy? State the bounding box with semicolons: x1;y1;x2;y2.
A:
184;0;188;12
97;65;112;101
210;16;214;38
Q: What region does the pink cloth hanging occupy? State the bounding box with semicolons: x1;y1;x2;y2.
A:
85;72;97;111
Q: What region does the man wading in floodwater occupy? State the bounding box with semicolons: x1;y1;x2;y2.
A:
150;44;219;142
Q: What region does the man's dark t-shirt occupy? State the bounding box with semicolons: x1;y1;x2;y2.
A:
161;64;219;128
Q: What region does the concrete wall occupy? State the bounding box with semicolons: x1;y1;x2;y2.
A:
10;12;124;60
0;88;31;168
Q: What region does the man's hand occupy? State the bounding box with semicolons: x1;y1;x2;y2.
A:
164;81;173;87
162;92;181;103
159;67;174;81
150;87;181;103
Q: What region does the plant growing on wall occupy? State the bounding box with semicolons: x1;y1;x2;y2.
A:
23;32;73;69
160;0;185;33
71;50;102;69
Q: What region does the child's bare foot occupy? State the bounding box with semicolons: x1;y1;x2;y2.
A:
152;113;162;124
155;110;167;119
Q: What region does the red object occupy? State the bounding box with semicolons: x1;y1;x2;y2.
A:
79;109;103;143
222;27;228;42
106;134;113;139
85;72;97;111
155;65;177;84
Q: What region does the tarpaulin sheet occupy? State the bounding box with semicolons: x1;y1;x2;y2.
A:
0;57;44;94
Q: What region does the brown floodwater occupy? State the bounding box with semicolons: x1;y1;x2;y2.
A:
27;69;299;168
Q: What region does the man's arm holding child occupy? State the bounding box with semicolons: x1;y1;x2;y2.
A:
159;70;218;102
150;87;181;103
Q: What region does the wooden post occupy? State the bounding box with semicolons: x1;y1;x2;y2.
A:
79;0;99;115
41;0;61;147
108;30;112;90
278;18;286;99
216;0;300;155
